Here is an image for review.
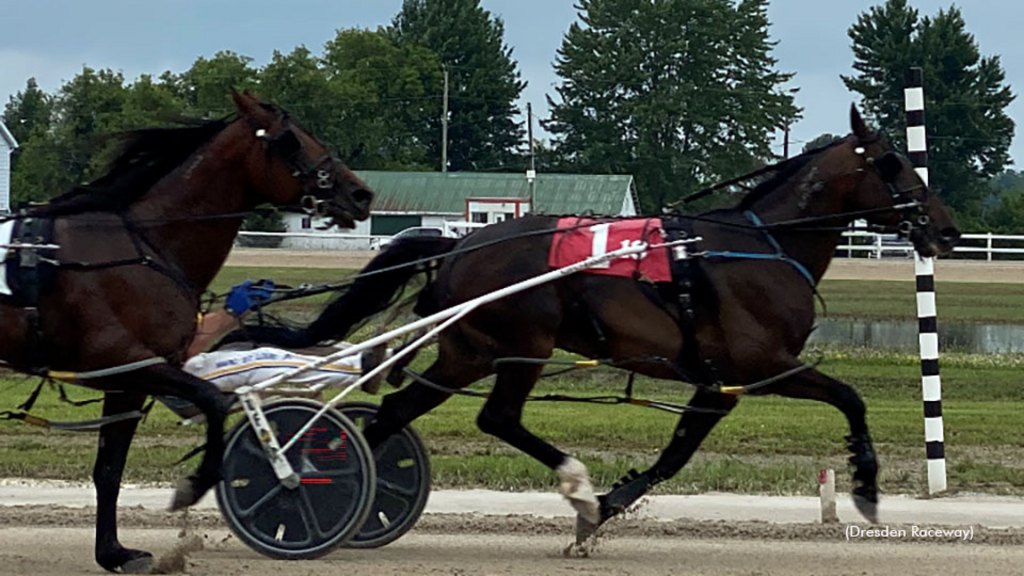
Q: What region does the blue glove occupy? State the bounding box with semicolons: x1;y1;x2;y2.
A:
224;279;276;316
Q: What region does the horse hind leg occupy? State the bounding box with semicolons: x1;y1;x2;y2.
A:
132;363;229;511
361;352;487;449
573;389;738;543
475;363;600;523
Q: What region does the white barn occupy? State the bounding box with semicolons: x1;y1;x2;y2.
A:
0;121;17;213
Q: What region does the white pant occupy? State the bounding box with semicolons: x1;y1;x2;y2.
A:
183;347;363;392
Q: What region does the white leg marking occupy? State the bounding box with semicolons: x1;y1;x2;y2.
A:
556;457;600;523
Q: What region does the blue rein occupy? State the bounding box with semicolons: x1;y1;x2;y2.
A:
698;210;817;287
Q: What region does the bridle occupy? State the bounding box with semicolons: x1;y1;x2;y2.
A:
852;135;931;238
253;107;342;218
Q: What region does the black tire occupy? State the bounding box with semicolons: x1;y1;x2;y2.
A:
215;399;376;560
338;402;431;548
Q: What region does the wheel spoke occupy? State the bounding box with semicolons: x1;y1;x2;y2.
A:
298;485;326;539
236;483;283;519
378;478;418;498
318;463;362;478
240;436;268;460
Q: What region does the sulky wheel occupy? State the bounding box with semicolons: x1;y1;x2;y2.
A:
215;399;376;560
338;402;431;549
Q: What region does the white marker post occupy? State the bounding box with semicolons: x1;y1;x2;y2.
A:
819;468;838;524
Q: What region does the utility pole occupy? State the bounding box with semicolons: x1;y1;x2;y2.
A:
783;123;790;159
527;102;536;212
441;66;449;173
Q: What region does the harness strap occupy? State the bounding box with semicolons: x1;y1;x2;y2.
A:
47;357;168;382
0;409;148;431
696;211;816;287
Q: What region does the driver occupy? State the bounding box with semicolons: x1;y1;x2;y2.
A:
158;279;387;419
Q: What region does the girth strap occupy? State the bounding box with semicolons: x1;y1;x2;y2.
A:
661;219;724;389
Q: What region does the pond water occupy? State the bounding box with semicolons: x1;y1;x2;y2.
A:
808;318;1024;354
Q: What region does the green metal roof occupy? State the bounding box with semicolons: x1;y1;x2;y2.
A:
354;171;635;216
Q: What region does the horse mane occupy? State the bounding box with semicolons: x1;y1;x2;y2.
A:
734;138;846;211
29;117;233;217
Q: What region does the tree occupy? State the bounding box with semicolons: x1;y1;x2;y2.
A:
545;0;799;211
320;29;442;169
259;46;338;143
391;0;526;171
49;66;129;185
803;133;843;153
3;78;52;145
172;51;259;116
116;74;186;130
239;208;287;248
843;0;1015;218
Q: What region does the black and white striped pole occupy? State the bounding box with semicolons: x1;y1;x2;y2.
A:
905;66;946;494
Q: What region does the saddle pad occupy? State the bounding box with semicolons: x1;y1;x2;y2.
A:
0;219;15;296
548;217;671;282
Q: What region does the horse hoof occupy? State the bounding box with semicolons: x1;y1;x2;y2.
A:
853;489;879;524
121;553;155;574
169;477;198;512
98;548;153;574
575;513;601;545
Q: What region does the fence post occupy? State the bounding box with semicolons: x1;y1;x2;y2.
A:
987;232;993;262
905;66;946;495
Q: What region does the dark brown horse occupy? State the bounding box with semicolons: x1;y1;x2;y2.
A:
0;91;371;572
302;106;959;542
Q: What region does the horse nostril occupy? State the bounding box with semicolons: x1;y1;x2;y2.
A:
352;188;373;208
940;227;961;243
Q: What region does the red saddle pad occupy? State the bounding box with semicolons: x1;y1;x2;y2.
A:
548;217;671;282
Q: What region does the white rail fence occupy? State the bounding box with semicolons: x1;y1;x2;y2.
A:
838;231;1024;261
236;229;1024;261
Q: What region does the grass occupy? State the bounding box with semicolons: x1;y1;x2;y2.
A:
818;279;1024;323
1;346;1021;496
1;267;1021;497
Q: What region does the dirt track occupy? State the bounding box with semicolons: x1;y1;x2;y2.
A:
226;248;1024;283
1;507;1023;575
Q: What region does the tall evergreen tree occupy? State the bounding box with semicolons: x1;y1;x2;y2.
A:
545;0;799;210
391;0;526;171
843;0;1015;217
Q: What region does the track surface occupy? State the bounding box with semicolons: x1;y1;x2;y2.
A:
2;488;1024;575
0;515;1021;576
226;248;1024;283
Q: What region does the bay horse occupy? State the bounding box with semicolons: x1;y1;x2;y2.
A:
0;91;372;572
299;106;959;541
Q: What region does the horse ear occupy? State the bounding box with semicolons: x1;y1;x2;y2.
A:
232;90;265;122
850;104;873;140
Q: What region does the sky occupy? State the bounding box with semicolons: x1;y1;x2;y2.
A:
2;0;1021;164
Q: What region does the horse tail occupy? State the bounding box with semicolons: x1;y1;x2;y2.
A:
222;236;457;349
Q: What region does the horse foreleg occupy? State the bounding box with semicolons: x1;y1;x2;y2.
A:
139;364;229;511
575;389;737;541
474;364;599;521
769;367;878;522
94;392;152;574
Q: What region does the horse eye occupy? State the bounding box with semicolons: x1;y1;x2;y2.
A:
272;130;302;156
876;152;903;181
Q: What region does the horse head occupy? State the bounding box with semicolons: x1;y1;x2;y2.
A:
231;90;373;229
841;104;960;257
